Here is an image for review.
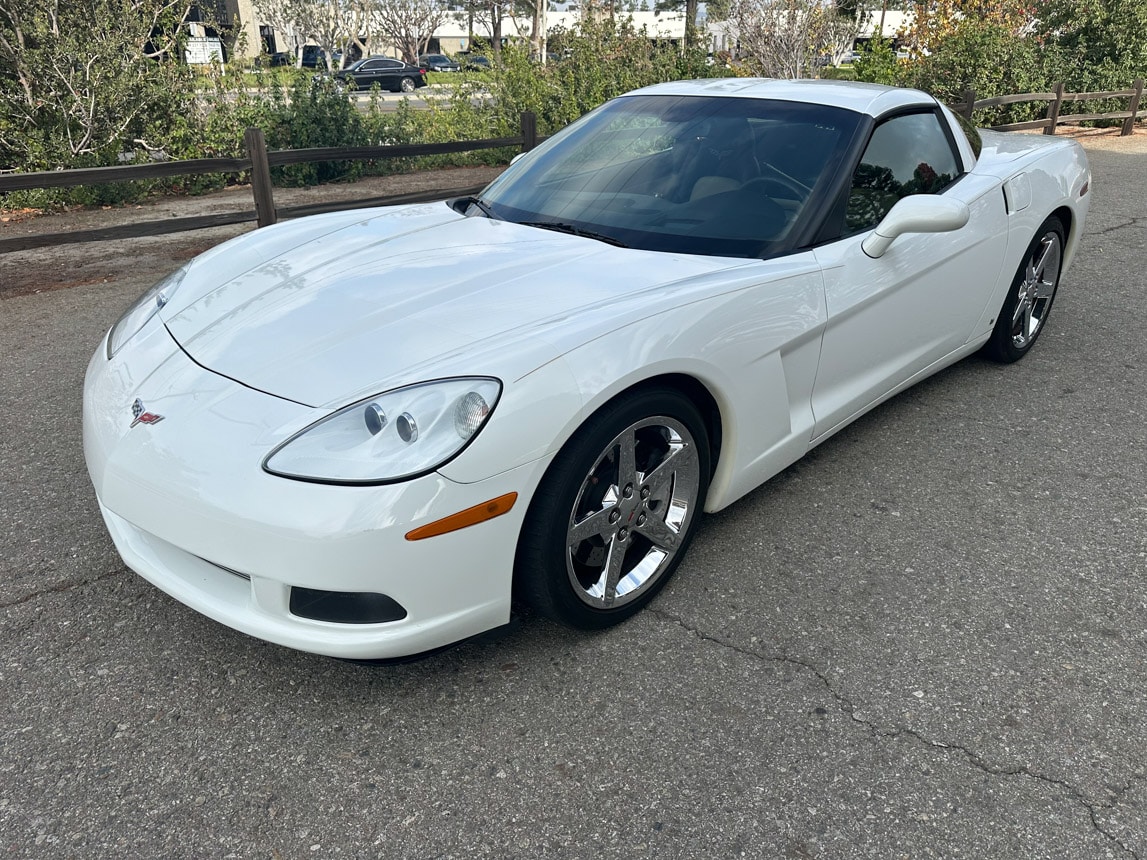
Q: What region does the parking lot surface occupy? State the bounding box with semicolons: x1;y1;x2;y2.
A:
1;133;1145;858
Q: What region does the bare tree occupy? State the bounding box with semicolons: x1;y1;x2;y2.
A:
0;0;195;166
373;0;449;62
254;0;311;64
256;0;371;69
720;0;857;77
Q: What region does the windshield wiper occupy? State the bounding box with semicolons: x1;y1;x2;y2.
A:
517;221;629;248
450;195;497;219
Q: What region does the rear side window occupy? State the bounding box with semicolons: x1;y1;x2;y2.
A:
845;112;961;233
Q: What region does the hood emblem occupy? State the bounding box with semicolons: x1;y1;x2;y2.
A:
130;398;164;428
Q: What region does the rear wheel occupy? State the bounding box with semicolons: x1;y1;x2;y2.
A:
399;76;416;93
515;388;710;629
983;216;1064;363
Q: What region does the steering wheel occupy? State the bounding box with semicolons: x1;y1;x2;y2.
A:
745;165;809;201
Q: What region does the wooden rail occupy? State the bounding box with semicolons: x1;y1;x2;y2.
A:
950;79;1144;135
0;112;539;253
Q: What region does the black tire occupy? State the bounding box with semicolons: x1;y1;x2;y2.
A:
982;215;1065;363
399;76;416;93
515;387;710;629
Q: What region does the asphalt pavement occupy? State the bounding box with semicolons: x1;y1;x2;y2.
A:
1;135;1145;859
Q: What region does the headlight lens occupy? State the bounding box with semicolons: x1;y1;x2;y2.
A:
106;267;187;358
264;378;502;484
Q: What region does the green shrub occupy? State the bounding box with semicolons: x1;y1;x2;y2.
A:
899;20;1060;126
819;66;857;81
850;38;900;86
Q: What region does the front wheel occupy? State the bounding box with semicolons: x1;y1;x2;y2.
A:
515;388;710;629
399;76;416;93
983;216;1064;363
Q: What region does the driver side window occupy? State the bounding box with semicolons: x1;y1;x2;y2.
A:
845;112;961;234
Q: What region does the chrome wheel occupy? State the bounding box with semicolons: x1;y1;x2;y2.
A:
1011;229;1062;349
565;416;700;609
983;215;1064;364
515;387;710;629
399;77;415;93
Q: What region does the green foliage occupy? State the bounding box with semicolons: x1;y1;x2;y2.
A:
487;20;726;137
819;65;858;80
899;19;1060;126
1037;0;1147;79
0;0;197;172
7;1;1140;215
893;0;1144;127
850;38;900;86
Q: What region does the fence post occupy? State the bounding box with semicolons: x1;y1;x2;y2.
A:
1044;82;1064;135
244;127;277;228
520;112;538;153
1123;78;1144;136
960;89;975;121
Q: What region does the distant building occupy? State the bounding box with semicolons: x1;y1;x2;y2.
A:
190;0;261;60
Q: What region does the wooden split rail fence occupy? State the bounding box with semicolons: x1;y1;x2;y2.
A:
0;112;538;254
950;79;1144;135
2;83;1144;254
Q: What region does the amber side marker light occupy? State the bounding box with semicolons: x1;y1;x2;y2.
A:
1080;181;1090;197
405;493;518;541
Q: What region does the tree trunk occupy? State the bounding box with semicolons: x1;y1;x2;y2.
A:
491;0;502;59
685;0;699;48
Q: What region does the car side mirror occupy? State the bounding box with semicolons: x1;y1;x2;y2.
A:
862;195;970;258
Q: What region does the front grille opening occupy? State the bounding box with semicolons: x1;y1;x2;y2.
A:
289;587;408;624
200;556;251;581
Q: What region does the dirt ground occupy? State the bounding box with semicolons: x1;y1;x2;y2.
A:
1;124;1142;300
0;165;506;298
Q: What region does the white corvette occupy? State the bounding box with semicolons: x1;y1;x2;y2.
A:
84;79;1091;659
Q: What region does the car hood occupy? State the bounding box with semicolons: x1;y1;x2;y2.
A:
164;205;749;408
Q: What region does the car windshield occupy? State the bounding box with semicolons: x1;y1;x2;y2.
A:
479;94;861;258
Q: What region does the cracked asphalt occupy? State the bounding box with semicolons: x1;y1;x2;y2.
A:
1;133;1145;859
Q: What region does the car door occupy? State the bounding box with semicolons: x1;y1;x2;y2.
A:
376;59;405;89
809;109;1010;441
352;59;389;89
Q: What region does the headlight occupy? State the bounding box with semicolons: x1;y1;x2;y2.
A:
106;267;187;359
263;378;502;484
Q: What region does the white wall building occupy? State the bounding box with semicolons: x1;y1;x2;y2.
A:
433;9;698;56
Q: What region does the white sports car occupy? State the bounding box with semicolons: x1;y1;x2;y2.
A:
84;79;1091;659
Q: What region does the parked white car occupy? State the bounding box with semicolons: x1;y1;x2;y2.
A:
84;79;1091;659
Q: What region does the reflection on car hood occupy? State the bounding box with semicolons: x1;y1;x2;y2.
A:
164;204;746;407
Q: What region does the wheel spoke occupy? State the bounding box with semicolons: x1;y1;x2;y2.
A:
641;443;695;498
1021;301;1036;340
616;428;637;489
568;506;616;546
1033;278;1056;300
634;511;681;552
1031;238;1055;281
599;535;627;607
1012;294;1031;329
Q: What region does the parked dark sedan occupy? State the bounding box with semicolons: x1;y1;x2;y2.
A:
419;53;460;72
462;54;492;71
335;57;428;92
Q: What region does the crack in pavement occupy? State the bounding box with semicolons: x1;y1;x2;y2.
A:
1092;217;1146;237
647;607;1141;859
0;569;123;611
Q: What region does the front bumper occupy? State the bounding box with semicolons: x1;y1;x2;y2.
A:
83;327;548;659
